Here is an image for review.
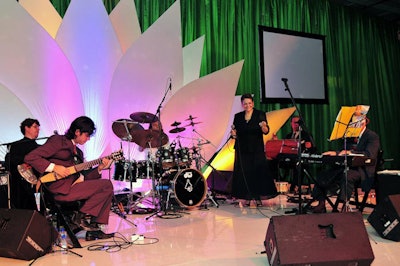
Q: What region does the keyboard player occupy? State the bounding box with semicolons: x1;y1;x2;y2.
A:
311;115;380;213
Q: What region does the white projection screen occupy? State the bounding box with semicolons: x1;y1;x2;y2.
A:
258;26;328;104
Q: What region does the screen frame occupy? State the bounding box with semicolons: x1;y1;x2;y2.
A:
258;26;328;104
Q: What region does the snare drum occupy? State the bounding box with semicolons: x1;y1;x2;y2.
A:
170;168;207;209
157;147;175;169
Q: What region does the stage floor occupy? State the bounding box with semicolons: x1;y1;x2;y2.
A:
1;191;399;266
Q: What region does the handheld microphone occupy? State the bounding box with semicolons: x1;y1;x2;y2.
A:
230;125;236;139
281;78;288;82
168;78;172;91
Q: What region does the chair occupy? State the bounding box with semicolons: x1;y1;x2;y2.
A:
328;150;383;213
352;149;384;212
41;184;83;248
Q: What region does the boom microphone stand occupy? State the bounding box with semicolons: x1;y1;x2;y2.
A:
281;78;315;215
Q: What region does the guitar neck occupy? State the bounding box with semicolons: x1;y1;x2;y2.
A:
72;155;111;173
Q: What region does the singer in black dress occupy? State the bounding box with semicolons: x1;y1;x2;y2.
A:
231;94;277;204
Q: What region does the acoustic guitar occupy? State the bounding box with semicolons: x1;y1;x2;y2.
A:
17;150;124;184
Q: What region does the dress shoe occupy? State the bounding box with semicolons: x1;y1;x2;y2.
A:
71;212;99;232
85;230;115;241
312;204;327;213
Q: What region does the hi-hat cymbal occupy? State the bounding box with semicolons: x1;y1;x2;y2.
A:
112;119;144;140
130;112;158;123
171;121;181;127
169;127;185;133
133;129;169;148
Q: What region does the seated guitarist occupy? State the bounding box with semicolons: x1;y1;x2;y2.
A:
25;116;115;241
311;114;380;213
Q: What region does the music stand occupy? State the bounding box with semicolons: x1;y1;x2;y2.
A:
329;105;369;211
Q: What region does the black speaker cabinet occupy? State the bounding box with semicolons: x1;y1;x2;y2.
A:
377;172;400;204
368;194;400;241
0;208;57;260
265;212;374;266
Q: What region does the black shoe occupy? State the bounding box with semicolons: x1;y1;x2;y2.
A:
85;230;115;241
312;204;327;213
71;212;99;232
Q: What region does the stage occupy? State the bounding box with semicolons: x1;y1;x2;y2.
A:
0;191;399;266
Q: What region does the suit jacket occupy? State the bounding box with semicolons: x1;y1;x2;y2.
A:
341;128;380;192
24;135;101;195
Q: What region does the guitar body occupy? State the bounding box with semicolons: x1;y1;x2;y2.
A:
40;165;77;183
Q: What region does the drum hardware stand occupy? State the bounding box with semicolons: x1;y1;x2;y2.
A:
192;140;219;208
129;143;160;214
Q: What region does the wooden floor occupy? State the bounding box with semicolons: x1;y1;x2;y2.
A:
1;185;400;266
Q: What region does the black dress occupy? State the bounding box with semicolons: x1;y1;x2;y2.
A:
232;109;277;200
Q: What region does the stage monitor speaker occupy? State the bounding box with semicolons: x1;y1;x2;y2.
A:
265;212;374;266
368;194;400;241
0;208;57;260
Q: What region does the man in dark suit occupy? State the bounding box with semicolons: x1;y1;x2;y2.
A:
25;116;115;240
312;115;380;213
5;118;41;209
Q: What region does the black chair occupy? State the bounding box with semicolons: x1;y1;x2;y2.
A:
352;149;384;212
41;184;83;248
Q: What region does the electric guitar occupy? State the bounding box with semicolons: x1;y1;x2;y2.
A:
18;150;124;184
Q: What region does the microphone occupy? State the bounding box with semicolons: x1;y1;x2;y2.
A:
281;78;288;82
230;125;236;139
53;130;59;135
168;78;172;91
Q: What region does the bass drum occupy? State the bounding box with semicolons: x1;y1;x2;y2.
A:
171;168;207;209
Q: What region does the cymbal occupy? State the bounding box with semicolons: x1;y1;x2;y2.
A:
169;127;185;133
185;115;197;121
112;119;144;140
133;129;169;148
130;112;158;123
184;122;202;127
171;121;181;127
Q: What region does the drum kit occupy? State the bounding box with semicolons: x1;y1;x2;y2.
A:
112;112;211;215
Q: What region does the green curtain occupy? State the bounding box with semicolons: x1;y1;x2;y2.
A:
50;0;400;169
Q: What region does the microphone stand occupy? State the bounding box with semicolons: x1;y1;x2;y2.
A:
281;78;313;215
145;78;173;220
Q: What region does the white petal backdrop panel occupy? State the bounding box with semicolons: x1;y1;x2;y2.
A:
0;0;83;159
161;60;244;163
183;36;205;86
55;0;123;159
19;0;62;38
109;0;142;54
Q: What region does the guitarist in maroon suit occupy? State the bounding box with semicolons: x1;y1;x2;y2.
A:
25;116;114;240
